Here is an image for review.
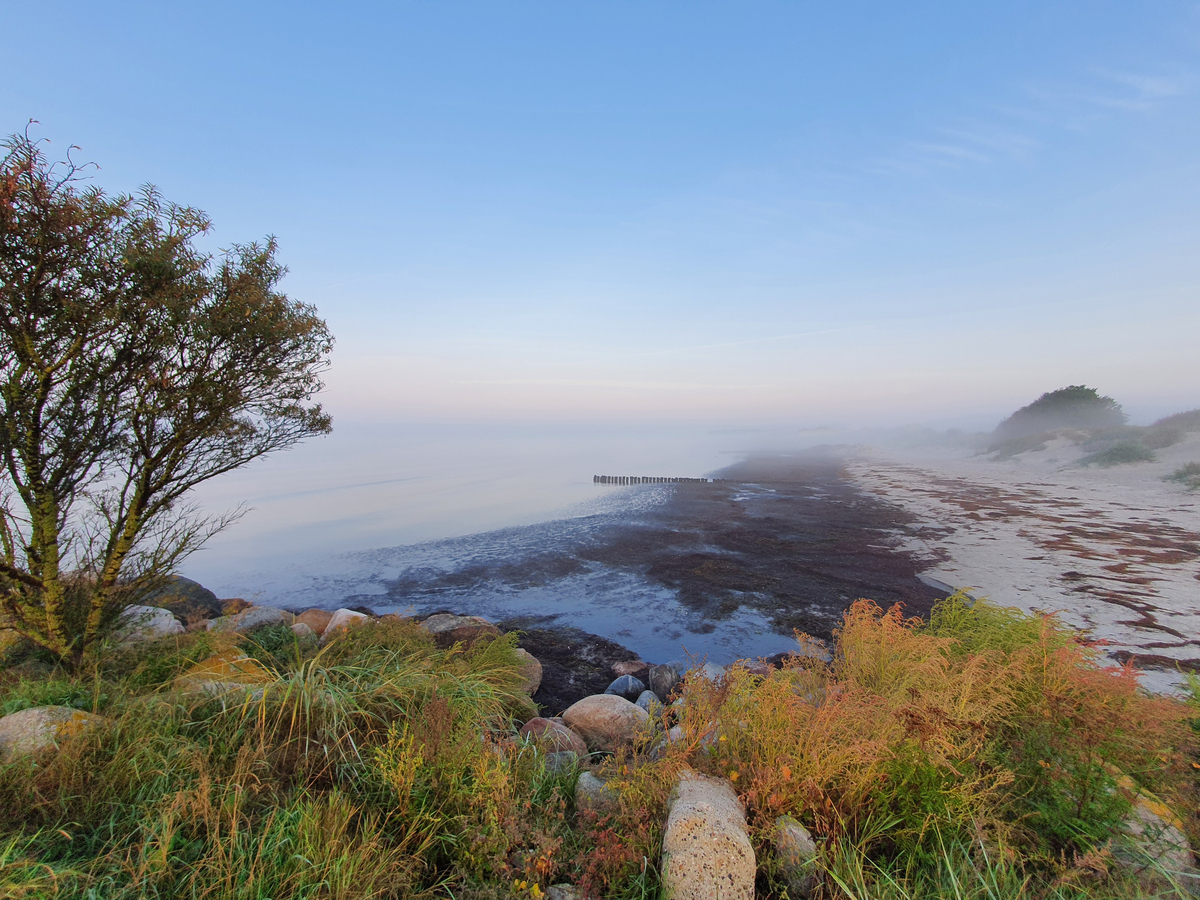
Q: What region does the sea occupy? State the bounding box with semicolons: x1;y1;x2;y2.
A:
180;420;807;665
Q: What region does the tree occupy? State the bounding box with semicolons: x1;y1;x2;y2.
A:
992;385;1126;444
0;128;333;667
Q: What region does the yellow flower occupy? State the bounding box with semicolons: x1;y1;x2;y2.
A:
729;770;739;781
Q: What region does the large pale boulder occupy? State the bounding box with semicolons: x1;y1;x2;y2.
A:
515;648;543;695
561;694;648;752
419;613;500;648
295;608;334;633
173;650;274;697
322;608;371;638
0;706;107;761
1118;797;1199;893
206;606;293;633
112;605;184;644
520;717;588;755
662;772;755;900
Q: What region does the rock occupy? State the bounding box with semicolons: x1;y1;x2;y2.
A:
173;650;274;697
545;885;584;900
635;690;661;714
650;724;686;760
321;608;371;638
291;622;317;640
1119;796;1200;893
612;659;649;679
207;606;294;633
143;575;223;621
662;772;755;900
575;771;619;814
775;815;818;898
515;648;543;695
561;694;649;752
648;663;682;702
222;598;252;615
112;605;185;644
0;706;107;761
295;608;333;633
604;674;646;701
698;662;726;681
743;660;772;677
418;613;500;648
544;750;579;775
520;717;589;756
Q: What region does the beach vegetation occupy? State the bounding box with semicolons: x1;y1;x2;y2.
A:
1165;463;1200;491
1079;441;1156;467
0;128;333;670
2;597;1196;898
991;386;1126;448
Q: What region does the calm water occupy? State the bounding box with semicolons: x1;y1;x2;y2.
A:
181;421;806;664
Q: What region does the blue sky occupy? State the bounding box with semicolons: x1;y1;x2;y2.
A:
5;1;1199;427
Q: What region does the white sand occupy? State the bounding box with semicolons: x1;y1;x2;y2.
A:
842;434;1200;694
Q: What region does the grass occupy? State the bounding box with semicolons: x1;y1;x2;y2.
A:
1165;463;1200;491
1079;440;1156;467
2;597;1197;899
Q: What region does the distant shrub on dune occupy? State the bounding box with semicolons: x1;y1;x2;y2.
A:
1152;409;1200;432
1166;462;1200;490
991;386;1126;449
1079;440;1155;468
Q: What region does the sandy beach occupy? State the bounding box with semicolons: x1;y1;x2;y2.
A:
842;434;1200;694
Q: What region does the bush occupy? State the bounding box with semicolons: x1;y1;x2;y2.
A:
1166;463;1200;491
1079;441;1156;467
992;386;1126;447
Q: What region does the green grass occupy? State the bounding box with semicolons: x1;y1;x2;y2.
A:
1166;463;1200;491
1079;440;1156;467
2;601;1197;899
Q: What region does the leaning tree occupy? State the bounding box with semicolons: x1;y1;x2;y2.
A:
0;128;333;667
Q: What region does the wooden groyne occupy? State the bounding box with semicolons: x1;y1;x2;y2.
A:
593;475;723;485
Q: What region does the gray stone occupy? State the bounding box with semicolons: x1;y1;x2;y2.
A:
545;885;583;900
207;605;294;633
648;663;682;702
1118;798;1200;894
635;689;661;714
662;772;755;900
143;575;223;621
775;815;818;898
290;622;317;640
0;705;107;761
418;613;500;648
112;605;184;644
520;717;589;755
321;608;371;638
544;750;579;775
604;674;646;701
515;648;543;695
562;694;649;752
575;771;619;814
698;662;726;681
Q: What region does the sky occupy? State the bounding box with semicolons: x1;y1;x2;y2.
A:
4;1;1199;429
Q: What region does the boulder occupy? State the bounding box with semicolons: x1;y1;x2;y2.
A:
143;575;223;621
612;659;649;679
635;689;661;714
545;885;584;900
604;674;646;701
418;613;500;648
775;815;818;898
575;771;619;814
207;606;294;633
515;648;543;695
561;694;648;752
662;772;755;900
291;622;317;640
0;705;107;761
544;750;579;775
698;662;726;681
173;650;274;697
1119;796;1200;893
648;663;682;702
520;717;589;756
321;608;371;638
112;605;185;644
295;608;334;633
